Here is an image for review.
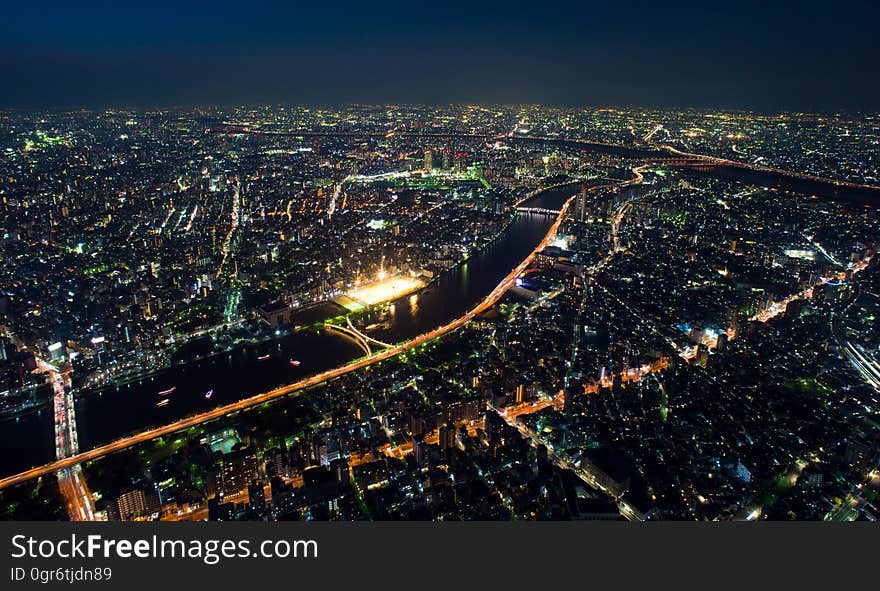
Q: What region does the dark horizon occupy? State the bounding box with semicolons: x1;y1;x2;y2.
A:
2;2;879;112
2;101;878;117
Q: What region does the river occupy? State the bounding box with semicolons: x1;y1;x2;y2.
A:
6;143;875;480
0;184;577;479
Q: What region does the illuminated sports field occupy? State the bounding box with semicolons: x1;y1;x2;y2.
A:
347;275;425;306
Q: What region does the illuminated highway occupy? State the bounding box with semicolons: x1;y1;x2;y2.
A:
482;167;876;522
0;185;578;491
517;207;560;215
514;133;880;195
57;466;96;522
830;284;880;392
38;357;96;521
490;173;652;520
4;159;851;500
658;142;880;192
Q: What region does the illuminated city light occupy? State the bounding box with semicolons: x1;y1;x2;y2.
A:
347;275;425;306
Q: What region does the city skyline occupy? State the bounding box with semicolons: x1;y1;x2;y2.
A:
2;104;879;522
2;2;880;526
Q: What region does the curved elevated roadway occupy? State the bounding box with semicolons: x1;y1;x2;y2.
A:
0;184;584;491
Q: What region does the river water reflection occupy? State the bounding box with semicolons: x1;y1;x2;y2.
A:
0;185;577;478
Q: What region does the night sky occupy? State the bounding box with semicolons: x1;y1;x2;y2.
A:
2;1;877;111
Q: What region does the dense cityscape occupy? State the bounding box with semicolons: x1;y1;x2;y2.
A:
1;105;879;522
